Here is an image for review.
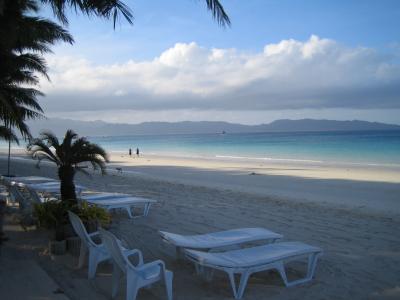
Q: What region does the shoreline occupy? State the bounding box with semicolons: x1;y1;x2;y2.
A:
108;152;400;183
4;144;400;169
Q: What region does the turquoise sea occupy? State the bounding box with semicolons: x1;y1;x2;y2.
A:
3;130;400;166
87;130;400;167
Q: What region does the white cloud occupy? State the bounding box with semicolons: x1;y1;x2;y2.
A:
40;35;400;113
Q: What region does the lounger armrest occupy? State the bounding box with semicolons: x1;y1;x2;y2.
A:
124;249;144;266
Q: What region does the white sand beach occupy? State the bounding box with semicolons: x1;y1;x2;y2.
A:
106;152;400;216
1;152;400;299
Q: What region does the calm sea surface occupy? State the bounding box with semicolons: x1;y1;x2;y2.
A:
88;131;400;166
3;130;400;166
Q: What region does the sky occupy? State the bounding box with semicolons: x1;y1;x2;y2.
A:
38;0;400;125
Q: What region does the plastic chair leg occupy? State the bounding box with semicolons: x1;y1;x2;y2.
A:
78;242;87;268
112;263;123;298
126;273;139;300
88;250;99;279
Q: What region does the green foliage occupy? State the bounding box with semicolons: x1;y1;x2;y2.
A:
34;200;111;240
33;200;72;229
77;201;111;227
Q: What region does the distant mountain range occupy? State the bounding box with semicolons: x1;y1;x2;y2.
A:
26;118;400;137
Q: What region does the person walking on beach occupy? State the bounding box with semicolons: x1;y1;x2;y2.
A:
136;148;140;157
129;148;132;156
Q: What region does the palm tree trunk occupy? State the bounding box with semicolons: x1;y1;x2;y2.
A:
58;166;76;201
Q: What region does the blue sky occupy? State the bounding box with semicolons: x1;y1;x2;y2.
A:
49;0;400;62
40;0;400;124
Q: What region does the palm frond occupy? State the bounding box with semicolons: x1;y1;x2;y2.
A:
28;144;59;165
41;0;134;28
0;125;19;144
39;130;60;148
17;16;74;52
27;136;60;165
204;0;231;27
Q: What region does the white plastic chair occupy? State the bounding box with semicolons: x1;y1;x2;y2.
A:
99;228;173;300
68;211;110;279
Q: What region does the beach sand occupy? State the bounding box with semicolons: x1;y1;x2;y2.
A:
106;153;400;216
1;153;400;299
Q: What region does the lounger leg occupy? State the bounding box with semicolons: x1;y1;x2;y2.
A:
125;207;133;218
277;252;321;287
194;263;203;274
307;253;320;280
112;263;123;298
203;268;215;281
227;271;251;300
196;266;214;281
276;262;289;286
164;270;173;300
144;203;152;216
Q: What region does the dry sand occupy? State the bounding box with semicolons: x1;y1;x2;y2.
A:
1;153;400;300
106;153;400;216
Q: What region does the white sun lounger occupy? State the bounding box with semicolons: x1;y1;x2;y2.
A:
80;194;157;219
185;241;322;299
1;176;57;186
159;228;283;258
24;181;86;196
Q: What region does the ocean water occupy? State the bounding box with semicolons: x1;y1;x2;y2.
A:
3;130;400;166
87;130;400;167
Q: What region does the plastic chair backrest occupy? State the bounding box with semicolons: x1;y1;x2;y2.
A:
68;211;96;247
99;228;130;273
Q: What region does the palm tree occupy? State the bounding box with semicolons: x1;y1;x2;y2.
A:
0;0;73;174
0;0;73;135
28;130;109;202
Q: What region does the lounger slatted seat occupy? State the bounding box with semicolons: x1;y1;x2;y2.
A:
80;193;131;201
159;228;282;258
185;241;322;299
80;194;156;219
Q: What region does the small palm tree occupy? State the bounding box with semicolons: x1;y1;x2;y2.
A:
28;130;109;202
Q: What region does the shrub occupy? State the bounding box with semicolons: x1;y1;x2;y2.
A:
34;200;111;240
